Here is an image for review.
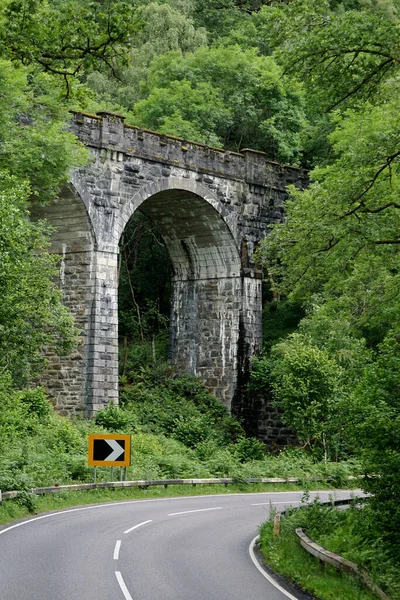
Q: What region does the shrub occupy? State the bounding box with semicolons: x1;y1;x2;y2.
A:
172;415;214;448
156;454;210;479
0;375;52;438
95;403;136;432
18;387;51;422
230;436;266;462
121;367;244;446
0;465;32;491
63;455;93;481
204;448;241;477
46;417;86;453
15;490;38;513
131;432;164;456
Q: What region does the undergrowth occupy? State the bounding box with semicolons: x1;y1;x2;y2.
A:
259;499;399;599
0;367;361;494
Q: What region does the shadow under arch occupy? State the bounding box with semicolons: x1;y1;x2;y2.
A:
118;176;239;250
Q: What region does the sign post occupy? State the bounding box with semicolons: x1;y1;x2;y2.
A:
88;434;131;483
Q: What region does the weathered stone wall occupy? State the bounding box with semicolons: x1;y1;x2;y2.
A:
170;277;242;404
30;187;95;415
31;110;307;430
239;391;297;449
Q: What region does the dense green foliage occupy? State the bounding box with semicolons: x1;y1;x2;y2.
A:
251;0;400;579
259;500;399;598
0;173;78;383
0;365;360;496
1;0;138;81
129;45;306;160
0;60;86;386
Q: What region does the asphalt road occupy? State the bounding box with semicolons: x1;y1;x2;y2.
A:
0;489;359;600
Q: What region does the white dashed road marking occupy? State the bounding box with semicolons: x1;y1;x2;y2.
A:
168;507;223;517
115;571;134;600
113;540;121;560
124;519;152;534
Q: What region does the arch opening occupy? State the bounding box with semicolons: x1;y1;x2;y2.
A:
118;188;242;408
118;210;172;373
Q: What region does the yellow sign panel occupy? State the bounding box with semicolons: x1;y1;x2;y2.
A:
88;434;131;467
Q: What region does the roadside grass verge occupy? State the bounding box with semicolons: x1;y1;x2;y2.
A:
0;481;349;526
259;501;399;600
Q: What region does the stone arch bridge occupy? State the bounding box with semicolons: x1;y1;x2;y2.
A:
31;111;307;419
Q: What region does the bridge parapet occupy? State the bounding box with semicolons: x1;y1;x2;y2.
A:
70;110;307;189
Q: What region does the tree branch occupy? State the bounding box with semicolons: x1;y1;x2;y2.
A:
340;151;400;218
328;57;395;110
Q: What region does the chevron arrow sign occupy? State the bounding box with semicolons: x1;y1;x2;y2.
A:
88;434;131;467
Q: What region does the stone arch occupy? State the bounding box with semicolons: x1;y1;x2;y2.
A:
120;178;241;278
119;177;239;247
118;178;243;407
32;164;263;416
30;183;96;254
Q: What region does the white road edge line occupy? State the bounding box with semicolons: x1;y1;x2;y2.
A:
115;571;134;600
124;519;152;534
113;540;122;560
249;536;300;600
168;507;223;516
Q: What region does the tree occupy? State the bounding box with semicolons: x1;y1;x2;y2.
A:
191;0;291;38
0;59;86;385
255;1;400;341
259;0;400;111
85;2;208;111
263;334;344;459
255;0;400;558
241;0;400;165
130;45;307;161
345;329;400;559
0;172;77;384
0;0;139;92
0;60;87;203
257;84;400;344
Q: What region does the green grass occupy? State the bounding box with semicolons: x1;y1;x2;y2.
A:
259;518;378;600
258;500;400;600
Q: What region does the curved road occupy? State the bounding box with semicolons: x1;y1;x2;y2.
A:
0;490;359;600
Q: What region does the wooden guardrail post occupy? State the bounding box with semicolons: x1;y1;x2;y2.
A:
273;513;281;537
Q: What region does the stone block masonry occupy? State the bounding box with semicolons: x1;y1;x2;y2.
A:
30;110;307;439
